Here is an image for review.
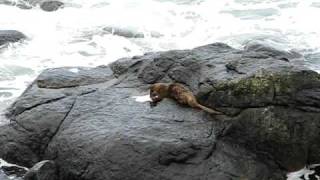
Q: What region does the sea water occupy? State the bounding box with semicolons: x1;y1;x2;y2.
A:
1;0;320;123
0;1;320;178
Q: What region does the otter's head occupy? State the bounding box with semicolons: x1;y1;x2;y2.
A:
149;83;168;103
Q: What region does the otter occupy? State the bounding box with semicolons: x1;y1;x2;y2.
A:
150;83;223;114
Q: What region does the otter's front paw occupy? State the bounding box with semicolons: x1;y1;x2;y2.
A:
150;101;158;107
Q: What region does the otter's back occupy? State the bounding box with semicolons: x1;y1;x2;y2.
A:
168;83;193;105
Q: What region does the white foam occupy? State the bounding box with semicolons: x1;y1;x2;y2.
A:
0;0;320;121
287;167;315;180
0;158;28;171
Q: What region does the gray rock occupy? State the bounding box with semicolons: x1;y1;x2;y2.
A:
0;30;26;46
24;160;57;180
0;0;32;9
103;27;163;39
23;0;47;6
0;0;64;10
40;1;64;12
1;42;320;179
1;165;27;177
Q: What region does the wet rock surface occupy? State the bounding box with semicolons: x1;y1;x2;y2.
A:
24;160;57;180
0;30;26;46
40;1;64;12
36;66;113;89
1;165;27;177
1;42;320;179
0;0;32;9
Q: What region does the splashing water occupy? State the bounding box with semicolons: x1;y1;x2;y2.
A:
0;0;320;124
1;1;320;179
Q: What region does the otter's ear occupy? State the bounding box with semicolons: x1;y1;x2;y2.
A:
149;84;154;90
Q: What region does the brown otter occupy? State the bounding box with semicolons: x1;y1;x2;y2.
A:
150;83;223;114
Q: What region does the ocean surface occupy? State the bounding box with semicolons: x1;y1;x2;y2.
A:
0;1;320;179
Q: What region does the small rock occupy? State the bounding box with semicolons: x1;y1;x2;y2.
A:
0;0;32;9
0;30;26;46
1;165;27;177
40;1;64;12
24;160;57;180
225;61;245;74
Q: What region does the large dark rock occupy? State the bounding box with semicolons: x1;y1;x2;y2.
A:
0;30;26;46
1;42;320;179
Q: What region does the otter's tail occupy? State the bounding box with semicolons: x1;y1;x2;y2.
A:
196;104;223;115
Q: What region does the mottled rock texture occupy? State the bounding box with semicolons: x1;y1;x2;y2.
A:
1;42;320;179
24;160;57;180
40;1;64;12
0;30;26;46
